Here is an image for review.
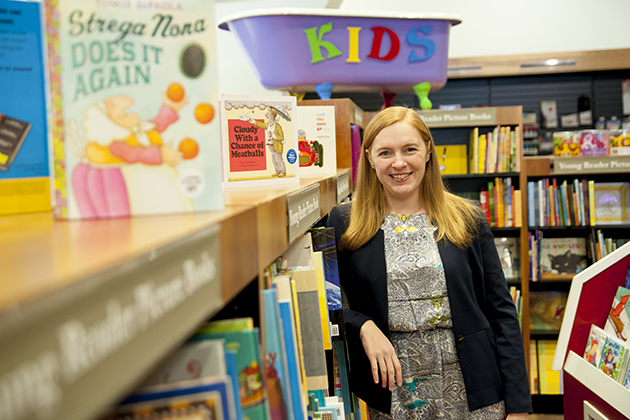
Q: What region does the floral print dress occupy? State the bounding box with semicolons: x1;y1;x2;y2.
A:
367;213;506;420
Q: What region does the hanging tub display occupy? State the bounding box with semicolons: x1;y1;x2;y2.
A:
218;8;461;109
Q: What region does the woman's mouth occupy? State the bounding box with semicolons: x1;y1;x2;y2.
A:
391;173;411;180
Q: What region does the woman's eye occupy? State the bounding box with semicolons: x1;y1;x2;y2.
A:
378;151;390;156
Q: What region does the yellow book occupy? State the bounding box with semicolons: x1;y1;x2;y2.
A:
530;340;539;395
479;134;487;173
437;144;468;175
313;251;332;350
496;177;504;228
499;126;506;173
468;127;479;174
537;340;561;394
514;190;522;227
290;279;310;400
589;180;596;226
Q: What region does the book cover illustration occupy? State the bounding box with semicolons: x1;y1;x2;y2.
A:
220;94;298;187
583;324;609;368
295;105;336;176
593;182;630;225
597;335;628;381
494;237;519;280
45;0;223;219
579;130;609;157
106;375;236;420
436;144;467;175
604;286;630;342
622;360;630;389
540;237;587;280
529;291;568;333
0;0;51;215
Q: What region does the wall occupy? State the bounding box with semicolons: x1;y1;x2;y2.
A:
215;0;630;96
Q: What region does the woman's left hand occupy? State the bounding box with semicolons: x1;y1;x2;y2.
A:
505;414;528;419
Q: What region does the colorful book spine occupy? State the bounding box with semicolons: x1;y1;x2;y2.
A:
589;180;596;226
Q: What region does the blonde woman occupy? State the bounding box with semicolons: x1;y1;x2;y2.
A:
326;107;530;419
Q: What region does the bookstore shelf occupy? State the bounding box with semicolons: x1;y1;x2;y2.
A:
0;169;351;420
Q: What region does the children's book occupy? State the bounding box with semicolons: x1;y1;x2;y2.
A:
107;375;237;420
494;237;519;280
540;237;587;280
295;105;336;176
597;334;629;382
583;324;609;368
141;338;227;387
529;291;568;333
436;144;467;175
192;327;270;420
0;0;51;215
197;317;255;334
537;340;561;394
262;288;293;420
593;182;630;225
604;286;630;342
219;94;298;187
45;0;223;219
313;251;332;350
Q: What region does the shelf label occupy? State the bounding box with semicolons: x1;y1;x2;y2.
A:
416;108;497;127
353;105;363;127
554;156;630;174
287;184;321;243
0;225;222;420
336;172;350;204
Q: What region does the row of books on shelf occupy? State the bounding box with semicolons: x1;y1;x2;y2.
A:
528;231;629;281
527;179;630;227
581;286;630;389
479;178;522;228
101;226;364;420
530;339;563;395
552;129;630;157
468;126;521;174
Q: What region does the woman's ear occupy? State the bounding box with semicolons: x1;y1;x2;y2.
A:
365;149;374;168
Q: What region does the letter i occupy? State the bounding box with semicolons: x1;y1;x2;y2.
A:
143;44;148;62
346;27;361;63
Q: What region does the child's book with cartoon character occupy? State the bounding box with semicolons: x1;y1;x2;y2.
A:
295;105;337;176
219;94;299;188
604;286;630;343
583;324;609;368
45;0;224;219
0;0;51;216
540;237;587;280
597;334;629;382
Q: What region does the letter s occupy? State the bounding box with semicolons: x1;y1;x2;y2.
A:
406;26;435;62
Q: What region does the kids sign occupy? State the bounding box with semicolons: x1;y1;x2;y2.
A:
219;9;461;93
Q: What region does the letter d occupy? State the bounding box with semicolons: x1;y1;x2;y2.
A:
71;43;87;68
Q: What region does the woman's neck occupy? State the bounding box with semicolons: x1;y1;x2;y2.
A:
384;199;426;215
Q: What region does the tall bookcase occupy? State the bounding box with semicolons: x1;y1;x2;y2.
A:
0;99;364;420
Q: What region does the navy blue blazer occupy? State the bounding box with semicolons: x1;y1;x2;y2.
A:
326;203;531;415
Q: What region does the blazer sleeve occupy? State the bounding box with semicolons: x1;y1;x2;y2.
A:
477;219;532;413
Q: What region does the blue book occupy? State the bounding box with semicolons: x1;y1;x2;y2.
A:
527;182;535;227
263;288;293;420
226;350;245;420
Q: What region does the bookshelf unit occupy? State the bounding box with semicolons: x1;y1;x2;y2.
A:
0;97;365;420
523;155;630;412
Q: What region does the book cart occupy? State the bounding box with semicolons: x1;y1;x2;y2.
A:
553;240;630;419
0;99;363;420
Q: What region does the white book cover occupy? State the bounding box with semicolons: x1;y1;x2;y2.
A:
46;0;224;219
295;105;336;176
219;94;299;188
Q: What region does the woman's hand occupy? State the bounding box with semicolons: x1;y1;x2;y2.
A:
506;413;528;419
359;320;402;391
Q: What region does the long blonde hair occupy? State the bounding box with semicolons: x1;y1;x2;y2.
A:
340;106;484;252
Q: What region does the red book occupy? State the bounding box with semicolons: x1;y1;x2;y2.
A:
479;188;491;226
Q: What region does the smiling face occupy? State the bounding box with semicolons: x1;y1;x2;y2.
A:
366;121;431;213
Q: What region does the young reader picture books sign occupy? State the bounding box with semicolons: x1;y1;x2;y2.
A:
220;94;299;187
45;0;224;219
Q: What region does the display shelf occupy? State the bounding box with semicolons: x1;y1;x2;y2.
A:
0;169;350;420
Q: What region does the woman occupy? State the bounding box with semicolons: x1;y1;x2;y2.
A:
326;107;531;419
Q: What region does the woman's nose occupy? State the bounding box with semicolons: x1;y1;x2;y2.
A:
392;153;406;168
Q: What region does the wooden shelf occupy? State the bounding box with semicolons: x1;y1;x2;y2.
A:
0;169;351;420
447;48;630;79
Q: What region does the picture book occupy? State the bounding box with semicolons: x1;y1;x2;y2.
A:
622;359;630;389
313;251;332;350
45;0;224;219
0;0;51;215
494;237;519;280
583;324;609;368
219;94;299;187
295;105;336;176
106;375;236;420
537;340;561;394
192;328;270;420
530;341;538;394
579;130;609;156
141;338;227;387
436;144;467;175
196;317;255;334
468;127;479;174
262;288;292;420
540;237;587;280
597;334;629;382
593;182;630;225
604;286;630;342
529;291;568;333
273;275;307;420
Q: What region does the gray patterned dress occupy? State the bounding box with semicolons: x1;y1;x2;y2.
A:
368;213;506;420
